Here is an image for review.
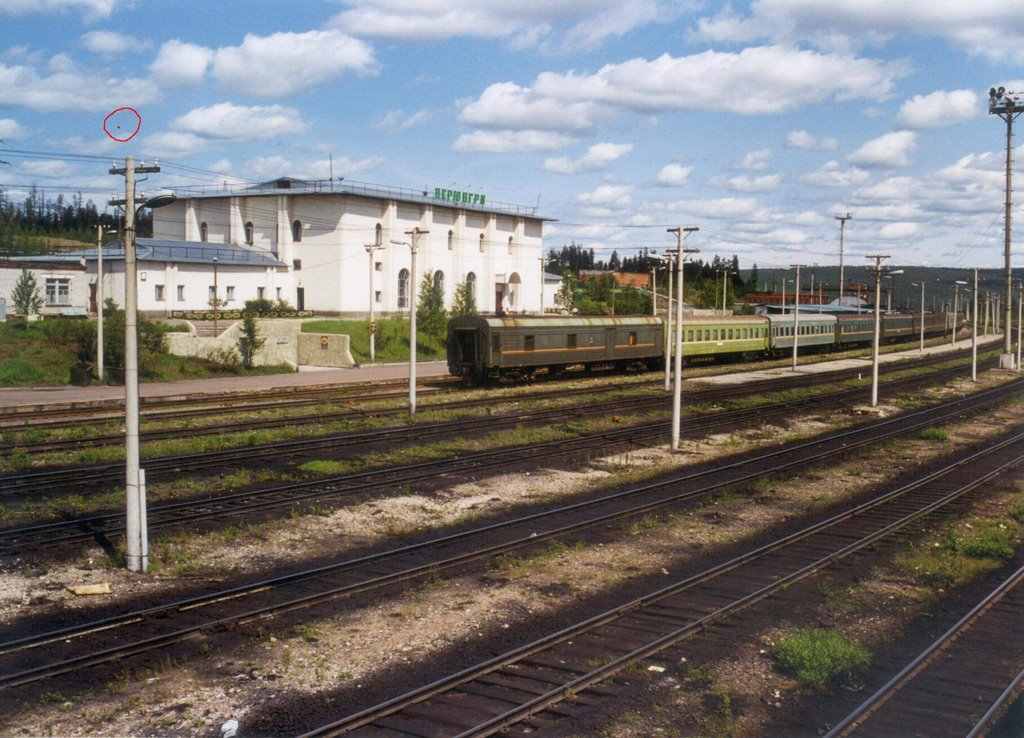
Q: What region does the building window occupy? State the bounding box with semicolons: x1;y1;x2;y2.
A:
479;233;485;253
226;286;235;301
244;221;254;245
199;222;208;242
293;259;302;270
448;230;454;251
292;220;302;242
375;223;382;246
154;284;165;302
466;271;476;300
375;261;383;272
276;287;282;300
257;287;265;299
628;332;638;346
44;278;70;306
374;290;382;304
398;268;410;309
208;286;216;304
508;236;514;255
492;334;501;352
177;285;185;301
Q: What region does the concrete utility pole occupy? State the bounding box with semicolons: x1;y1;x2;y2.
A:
989;86;1022;368
96;225;104;382
666;226;699;451
365;242;384;362
108;156;165;573
973;269;979;381
1018;279;1023;372
836;212;852;305
539;256;546;315
791;264;802;371
912;281;925;353
651;266;657;317
865;255;891;407
952;280;967;345
392;228;428;415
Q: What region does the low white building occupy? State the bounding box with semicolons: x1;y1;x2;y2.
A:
0;258;89;316
153;177;553;316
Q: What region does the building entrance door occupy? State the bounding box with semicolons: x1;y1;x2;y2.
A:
296;288;305;311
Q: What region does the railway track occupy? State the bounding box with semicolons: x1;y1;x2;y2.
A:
297;417;1024;737
0;343;984;455
1;379;1020;696
0;357;1002;553
826;563;1024;738
0;349;991;495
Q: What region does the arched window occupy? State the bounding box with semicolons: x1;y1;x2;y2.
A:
244;221;254;245
291;220;302;242
375;223;382;247
199;222;208;242
479;233;485;253
508;235;514;255
398;268;410;309
447;230;453;251
466;271;476;301
433;270;444;295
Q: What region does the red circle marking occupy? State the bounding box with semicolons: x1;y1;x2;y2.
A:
104;107;141;142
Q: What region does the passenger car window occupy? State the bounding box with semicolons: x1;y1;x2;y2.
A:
525;335;535;351
567;334;577;349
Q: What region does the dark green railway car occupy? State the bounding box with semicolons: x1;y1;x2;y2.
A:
836;314;876;347
448;315;664;380
882;313;914;340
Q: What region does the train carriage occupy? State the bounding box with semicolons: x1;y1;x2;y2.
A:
679;315;769;361
447;315;663;380
836;314;876;347
882;313;914;340
766;314;837;353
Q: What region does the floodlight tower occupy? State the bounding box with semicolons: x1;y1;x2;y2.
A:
988;85;1024;368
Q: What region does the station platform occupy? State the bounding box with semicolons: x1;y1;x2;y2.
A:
0;361;452;409
689;335;1006;386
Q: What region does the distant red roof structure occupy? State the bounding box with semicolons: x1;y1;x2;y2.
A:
579;270;651;289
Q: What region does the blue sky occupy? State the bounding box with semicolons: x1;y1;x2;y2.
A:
1;0;1023;274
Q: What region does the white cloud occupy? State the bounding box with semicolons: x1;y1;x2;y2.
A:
878;222;920;240
141;131;207;157
0;118;28;140
656;163;694;185
668;197;760;219
374;109;431;131
1;0;117;20
801;160;871;187
82;30;150;55
0;61;158;112
171;102;307;140
741;149;772;170
542;142;633;174
577;184;633;208
330;0;669;48
452;130;576;153
691;1;1024;64
848;131;917;168
18;159;75;178
243;156;292;179
306;155;384;178
150;40;213;89
718;174;782;192
212;30;376;97
785;129;837;149
896;89;979;130
459;46;905;137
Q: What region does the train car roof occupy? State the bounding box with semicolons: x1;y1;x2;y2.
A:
765;314;837;325
448;315;664;329
679;314;767;324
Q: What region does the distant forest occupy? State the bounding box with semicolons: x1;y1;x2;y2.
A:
0;186;150;256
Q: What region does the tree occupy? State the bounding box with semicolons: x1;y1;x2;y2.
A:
747;263;760;294
238;310;266;369
417;272;447;341
450;279;477;317
11;268;43;315
555;270;577;312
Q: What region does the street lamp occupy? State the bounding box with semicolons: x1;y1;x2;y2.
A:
124;190;176;573
911;281;926;353
972;269;979;381
390;227;428;414
212;256;219;336
365;241;384;362
952;280;967;345
661;251;677;392
791;264;803;371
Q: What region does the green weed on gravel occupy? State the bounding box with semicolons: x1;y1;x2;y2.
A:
771;628;870;687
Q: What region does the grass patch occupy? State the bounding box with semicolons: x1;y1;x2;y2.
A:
771;628;870;688
301;318;445;363
918;426;949;441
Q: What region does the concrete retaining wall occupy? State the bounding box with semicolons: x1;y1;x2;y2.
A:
296;333;355;367
165;319;354;368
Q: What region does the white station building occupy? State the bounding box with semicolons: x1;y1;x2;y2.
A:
149;177;553;317
1;178;555;319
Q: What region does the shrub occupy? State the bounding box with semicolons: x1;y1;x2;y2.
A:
0;358;47;385
771;628;870;687
918;427;948;441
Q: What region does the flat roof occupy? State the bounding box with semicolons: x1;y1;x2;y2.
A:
18;239;284;268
